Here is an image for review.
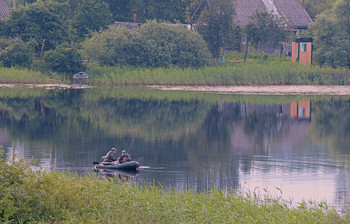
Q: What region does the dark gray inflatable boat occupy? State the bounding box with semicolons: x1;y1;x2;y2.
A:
94;161;139;171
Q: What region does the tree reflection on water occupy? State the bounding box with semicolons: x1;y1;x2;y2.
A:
0;88;349;210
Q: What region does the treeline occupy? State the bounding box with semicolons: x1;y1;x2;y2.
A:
0;0;234;73
0;0;348;75
307;0;350;68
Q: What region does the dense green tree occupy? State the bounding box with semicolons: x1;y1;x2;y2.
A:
301;0;335;19
0;38;34;68
310;0;350;68
104;0;133;22
125;0;190;23
189;0;238;58
43;43;85;74
70;0;112;41
4;0;68;55
244;11;289;51
151;0;190;23
7;0;36;8
82;21;213;68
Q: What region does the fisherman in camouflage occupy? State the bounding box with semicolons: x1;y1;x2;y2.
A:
101;148;118;162
117;149;131;164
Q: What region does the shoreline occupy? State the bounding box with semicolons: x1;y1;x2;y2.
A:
1;83;350;95
149;85;350;95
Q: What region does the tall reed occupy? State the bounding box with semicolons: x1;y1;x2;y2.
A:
85;59;350;86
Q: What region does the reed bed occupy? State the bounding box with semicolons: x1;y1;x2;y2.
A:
1;147;348;224
85;59;350;86
0;53;349;86
0;67;64;84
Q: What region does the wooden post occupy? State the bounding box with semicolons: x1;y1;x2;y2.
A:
244;41;248;63
40;39;46;59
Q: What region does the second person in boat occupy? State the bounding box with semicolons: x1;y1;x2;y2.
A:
117;149;131;164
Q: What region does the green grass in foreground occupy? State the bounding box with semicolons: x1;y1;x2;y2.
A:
1;147;348;224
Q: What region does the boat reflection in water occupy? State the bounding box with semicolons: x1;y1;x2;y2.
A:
94;168;139;182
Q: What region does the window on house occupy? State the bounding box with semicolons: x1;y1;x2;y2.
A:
299;108;305;116
301;44;307;52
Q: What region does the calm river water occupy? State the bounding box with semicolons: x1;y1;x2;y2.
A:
1;87;349;213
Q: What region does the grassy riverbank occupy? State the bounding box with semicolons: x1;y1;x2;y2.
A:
0;53;349;86
0;67;64;84
85;53;350;86
1;148;348;224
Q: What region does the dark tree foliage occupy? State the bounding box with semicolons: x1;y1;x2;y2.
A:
301;0;335;19
0;38;34;68
189;0;238;58
244;11;289;50
131;0;190;23
4;0;68;55
104;0;132;22
43;43;85;74
310;0;350;68
70;0;112;41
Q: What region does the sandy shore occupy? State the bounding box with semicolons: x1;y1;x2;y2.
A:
1;84;350;95
0;84;91;89
149;85;350;95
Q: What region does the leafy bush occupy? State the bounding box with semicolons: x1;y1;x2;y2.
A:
82;21;213;68
43;43;85;74
0;38;34;68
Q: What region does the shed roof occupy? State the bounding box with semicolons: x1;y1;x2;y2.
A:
0;0;9;20
233;0;312;29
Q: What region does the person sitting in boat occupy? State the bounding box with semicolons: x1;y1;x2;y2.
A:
101;148;118;162
117;149;131;164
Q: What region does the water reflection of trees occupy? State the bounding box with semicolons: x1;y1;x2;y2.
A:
182;99;350;195
309;100;350;156
0;89;212;170
1;89;350;199
80;97;211;141
183;102;300;191
0;90;211;141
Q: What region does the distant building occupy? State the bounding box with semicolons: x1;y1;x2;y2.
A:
189;0;313;54
0;0;10;20
234;0;312;33
234;0;313;54
291;37;313;65
113;22;140;30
